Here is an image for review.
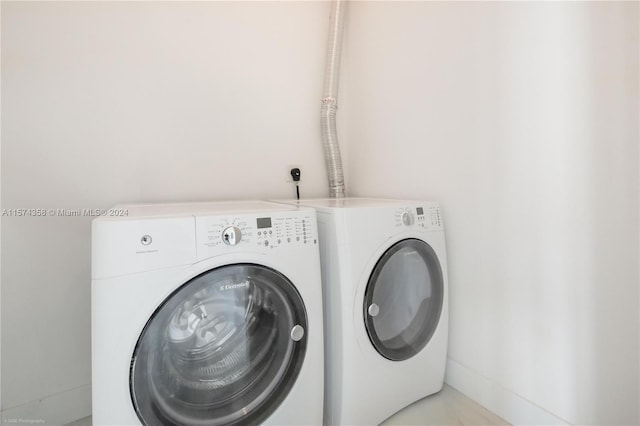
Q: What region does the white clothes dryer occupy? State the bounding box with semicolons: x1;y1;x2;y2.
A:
91;201;323;426
274;198;449;426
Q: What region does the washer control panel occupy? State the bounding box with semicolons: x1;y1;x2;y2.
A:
395;205;442;230
196;211;317;257
255;214;315;248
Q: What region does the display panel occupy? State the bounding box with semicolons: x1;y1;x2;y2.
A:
257;217;272;229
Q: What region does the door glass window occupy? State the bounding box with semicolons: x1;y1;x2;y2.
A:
130;264;308;426
364;239;444;361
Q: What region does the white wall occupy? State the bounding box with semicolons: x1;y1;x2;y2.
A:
344;2;639;425
2;2;639;425
1;2;333;424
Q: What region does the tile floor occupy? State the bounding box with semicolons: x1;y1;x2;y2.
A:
65;384;508;426
382;384;508;425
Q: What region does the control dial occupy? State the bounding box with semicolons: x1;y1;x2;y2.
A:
222;226;242;246
401;212;415;226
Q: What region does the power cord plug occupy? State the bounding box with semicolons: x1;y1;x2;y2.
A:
290;168;301;200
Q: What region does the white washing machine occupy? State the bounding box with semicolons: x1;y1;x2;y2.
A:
91;201;323;426
274;198;449;425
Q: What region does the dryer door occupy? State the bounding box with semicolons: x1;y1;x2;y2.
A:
363;238;444;361
130;264;308;426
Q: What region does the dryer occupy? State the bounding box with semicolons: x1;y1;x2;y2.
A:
275;198;448;425
91;201;323;426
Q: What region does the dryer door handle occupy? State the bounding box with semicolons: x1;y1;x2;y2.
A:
368;303;380;317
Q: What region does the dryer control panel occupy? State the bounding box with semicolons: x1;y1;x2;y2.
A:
196;211;317;259
394;205;443;230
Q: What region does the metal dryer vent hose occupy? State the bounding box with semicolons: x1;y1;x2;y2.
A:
321;0;346;198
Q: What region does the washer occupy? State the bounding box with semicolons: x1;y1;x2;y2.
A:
92;201;323;426
274;198;448;425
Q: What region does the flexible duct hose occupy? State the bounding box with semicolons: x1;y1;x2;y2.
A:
321;0;346;198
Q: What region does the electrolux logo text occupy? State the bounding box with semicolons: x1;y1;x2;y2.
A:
219;282;250;291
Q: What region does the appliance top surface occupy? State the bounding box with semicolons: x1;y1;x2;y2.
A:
275;197;437;209
97;200;308;220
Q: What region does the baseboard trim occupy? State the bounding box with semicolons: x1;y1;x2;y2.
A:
1;384;91;426
444;357;569;426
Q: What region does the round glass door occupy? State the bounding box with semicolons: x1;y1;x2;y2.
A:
363;239;444;361
130;264;308;426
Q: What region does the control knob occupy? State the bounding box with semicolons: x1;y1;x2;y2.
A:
222;226;242;246
401;212;415;226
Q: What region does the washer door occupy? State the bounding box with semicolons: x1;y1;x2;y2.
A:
130;264;308;426
363;239;444;361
